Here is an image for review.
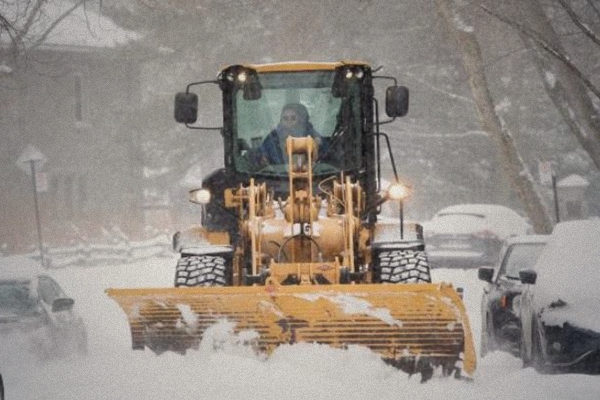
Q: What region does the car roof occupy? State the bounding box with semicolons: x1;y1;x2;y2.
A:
435;203;520;216
0;259;45;281
228;61;370;73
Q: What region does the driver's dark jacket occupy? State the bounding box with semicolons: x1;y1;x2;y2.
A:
260;130;287;164
255;127;323;165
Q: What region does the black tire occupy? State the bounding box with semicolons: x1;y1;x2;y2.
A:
531;321;547;373
174;255;229;287
520;335;531;368
480;315;494;358
376;249;431;284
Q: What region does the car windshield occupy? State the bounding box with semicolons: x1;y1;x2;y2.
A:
0;281;38;317
232;70;362;177
503;243;546;279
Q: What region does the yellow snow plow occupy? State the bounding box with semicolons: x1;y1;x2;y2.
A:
107;62;476;382
107;281;475;378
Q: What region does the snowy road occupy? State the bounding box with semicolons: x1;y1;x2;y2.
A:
1;254;599;399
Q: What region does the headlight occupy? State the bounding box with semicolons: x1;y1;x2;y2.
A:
387;182;411;200
188;188;211;204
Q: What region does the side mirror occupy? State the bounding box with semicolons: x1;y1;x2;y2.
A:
519;269;537;285
174;92;199;123
52;297;75;312
478;267;494;283
385;86;409;117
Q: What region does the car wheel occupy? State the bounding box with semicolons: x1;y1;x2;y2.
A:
531;321;547;373
519;334;531;368
480;315;494;357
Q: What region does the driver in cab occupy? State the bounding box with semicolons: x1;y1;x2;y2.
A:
251;103;321;166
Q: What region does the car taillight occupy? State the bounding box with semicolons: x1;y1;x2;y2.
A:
473;229;498;239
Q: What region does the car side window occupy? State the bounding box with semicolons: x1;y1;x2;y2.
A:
37;276;64;305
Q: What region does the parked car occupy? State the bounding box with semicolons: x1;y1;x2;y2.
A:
0;265;87;359
422;204;532;268
518;219;600;374
478;234;548;357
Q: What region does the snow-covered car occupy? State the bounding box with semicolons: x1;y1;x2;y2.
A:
518;220;600;374
422;204;532;269
0;265;87;359
478;234;548;357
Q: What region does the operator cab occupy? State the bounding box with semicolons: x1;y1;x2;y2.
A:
175;62;408;202
228;67;357;178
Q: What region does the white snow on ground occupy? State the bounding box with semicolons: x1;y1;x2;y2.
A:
1;254;599;399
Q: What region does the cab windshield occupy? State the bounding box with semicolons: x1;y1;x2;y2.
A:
232;71;363;177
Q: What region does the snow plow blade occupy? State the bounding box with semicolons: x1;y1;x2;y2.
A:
106;282;475;377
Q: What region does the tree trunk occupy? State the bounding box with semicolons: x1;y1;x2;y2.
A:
435;0;554;234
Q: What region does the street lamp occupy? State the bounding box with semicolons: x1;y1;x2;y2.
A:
387;181;411;240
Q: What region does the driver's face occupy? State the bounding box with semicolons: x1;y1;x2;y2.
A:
281;110;301;129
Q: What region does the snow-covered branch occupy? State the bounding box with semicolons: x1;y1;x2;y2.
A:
480;4;600;101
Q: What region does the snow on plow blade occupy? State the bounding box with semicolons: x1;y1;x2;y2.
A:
106;283;476;377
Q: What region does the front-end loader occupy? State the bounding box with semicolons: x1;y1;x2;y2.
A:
106;62;476;382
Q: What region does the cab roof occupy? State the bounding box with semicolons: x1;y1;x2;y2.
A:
221;61;370;73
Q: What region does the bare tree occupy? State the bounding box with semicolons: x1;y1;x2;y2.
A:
479;0;600;171
0;0;88;61
435;0;554;234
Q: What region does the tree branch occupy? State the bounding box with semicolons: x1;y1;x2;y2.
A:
29;0;86;50
555;0;600;48
0;12;25;55
480;4;600;101
22;0;46;37
584;0;600;20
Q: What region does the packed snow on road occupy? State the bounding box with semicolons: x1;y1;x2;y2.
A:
1;254;599;400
